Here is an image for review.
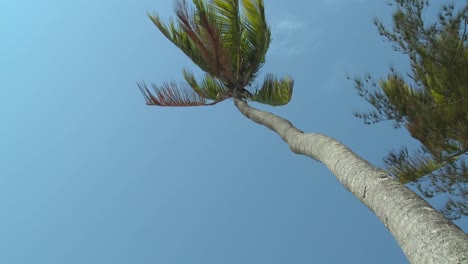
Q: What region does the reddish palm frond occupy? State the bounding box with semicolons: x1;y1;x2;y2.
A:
195;1;233;81
174;1;212;62
175;0;233;83
201;18;223;76
172;0;223;79
138;81;211;106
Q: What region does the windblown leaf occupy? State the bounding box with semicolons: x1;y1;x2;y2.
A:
183;69;230;101
252;74;293;106
191;0;233;81
148;12;212;74
138;81;209;106
148;0;231;80
240;0;270;83
211;0;242;78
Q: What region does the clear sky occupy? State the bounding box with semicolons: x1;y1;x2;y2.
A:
1;0;466;263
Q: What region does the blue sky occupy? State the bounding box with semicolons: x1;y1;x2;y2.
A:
1;0;466;263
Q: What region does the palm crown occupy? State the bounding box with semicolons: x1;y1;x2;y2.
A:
139;0;294;107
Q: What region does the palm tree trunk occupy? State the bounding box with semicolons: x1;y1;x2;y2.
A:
234;99;468;264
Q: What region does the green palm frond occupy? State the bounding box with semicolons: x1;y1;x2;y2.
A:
148;0;232;81
211;0;242;78
138;81;210;106
240;0;271;83
148;12;210;74
183;69;230;101
191;0;234;80
209;0;270;85
252;74;293;106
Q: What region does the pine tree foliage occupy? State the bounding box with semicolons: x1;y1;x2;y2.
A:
353;0;468;219
139;0;293;107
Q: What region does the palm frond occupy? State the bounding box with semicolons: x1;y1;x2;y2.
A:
183;69;230;101
148;0;230;79
191;0;233;81
252;74;293;106
148;11;211;74
240;0;271;83
138;81;210;106
211;0;242;78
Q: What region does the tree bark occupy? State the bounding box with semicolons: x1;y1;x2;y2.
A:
234;99;468;264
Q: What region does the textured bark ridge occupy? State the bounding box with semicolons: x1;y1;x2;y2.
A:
234;99;468;264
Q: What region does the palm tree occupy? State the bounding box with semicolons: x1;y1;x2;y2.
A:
138;0;468;263
138;0;293;107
